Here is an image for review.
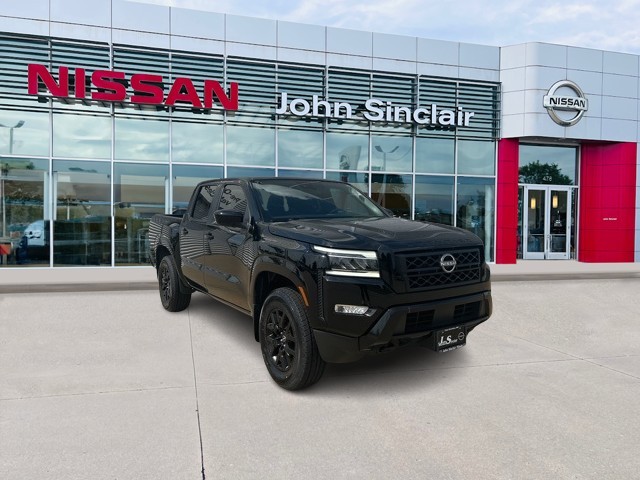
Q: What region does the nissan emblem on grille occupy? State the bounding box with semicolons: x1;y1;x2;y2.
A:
440;253;457;273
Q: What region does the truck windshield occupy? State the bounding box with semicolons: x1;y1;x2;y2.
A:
250;179;388;221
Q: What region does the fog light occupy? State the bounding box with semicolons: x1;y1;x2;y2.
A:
335;304;376;316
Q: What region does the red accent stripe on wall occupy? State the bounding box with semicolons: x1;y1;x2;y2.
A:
579;142;637;262
496;138;520;264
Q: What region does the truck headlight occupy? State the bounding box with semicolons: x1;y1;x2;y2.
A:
313;246;379;278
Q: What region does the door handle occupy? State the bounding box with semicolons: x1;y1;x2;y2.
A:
182;228;188;235
205;232;214;240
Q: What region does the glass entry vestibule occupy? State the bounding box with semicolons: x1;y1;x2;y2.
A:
523;186;573;260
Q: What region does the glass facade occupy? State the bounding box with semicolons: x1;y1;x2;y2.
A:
517;144;579;260
519;144;578;186
0;32;500;267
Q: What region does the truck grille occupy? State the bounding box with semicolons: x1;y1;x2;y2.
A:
398;248;481;292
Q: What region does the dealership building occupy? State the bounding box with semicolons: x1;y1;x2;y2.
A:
0;0;639;271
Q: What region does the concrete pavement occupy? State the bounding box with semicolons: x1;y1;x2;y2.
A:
1;277;640;479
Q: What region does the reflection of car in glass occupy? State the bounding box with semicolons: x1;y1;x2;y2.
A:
16;219;50;262
14;218;111;265
415;209;453;225
23;220;46;246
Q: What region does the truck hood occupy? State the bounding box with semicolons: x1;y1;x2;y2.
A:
266;217;483;252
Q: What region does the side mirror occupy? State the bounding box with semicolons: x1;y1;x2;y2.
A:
214;209;245;228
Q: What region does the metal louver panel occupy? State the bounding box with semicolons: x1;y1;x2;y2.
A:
226;59;276;104
372;74;415;105
0;35;49;105
51;40;110;72
277;65;325;100
327;69;371;105
457;82;500;139
226;58;276;123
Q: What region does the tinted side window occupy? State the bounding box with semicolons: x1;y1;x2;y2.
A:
191;184;218;221
218;184;247;214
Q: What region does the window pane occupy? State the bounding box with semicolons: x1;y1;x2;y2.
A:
226;166;275;178
278;129;323;169
172;164;223;212
218;184;247;213
278;169;323;179
114;163;168;265
0;110;50;157
190;184;218;221
519;144;577;185
53;160;111;266
53;113;112;159
226;126;275;166
415;137;454;174
415;175;454;225
457;140;495;175
0;158;49;267
326;132;369;170
115;117;169;162
370;173;412;218
457;176;495;261
172;122;223;163
325;171;368;195
371;135;412;172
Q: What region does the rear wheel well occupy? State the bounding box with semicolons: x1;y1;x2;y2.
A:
253;271;298;341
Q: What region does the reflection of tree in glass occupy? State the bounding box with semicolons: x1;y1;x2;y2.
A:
519;161;572;185
369;174;410;217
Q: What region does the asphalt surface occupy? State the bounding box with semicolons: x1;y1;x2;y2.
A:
1;278;640;479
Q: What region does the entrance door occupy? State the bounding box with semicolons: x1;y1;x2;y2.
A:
523;186;572;260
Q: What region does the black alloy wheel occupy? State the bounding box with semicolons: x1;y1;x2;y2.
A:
259;287;325;390
264;306;297;373
158;255;191;312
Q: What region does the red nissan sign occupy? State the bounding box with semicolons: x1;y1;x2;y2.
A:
27;63;239;110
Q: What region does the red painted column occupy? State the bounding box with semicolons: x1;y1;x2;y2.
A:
579;142;637;262
496;138;520;264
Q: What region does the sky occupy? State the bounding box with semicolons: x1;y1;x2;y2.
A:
136;0;640;55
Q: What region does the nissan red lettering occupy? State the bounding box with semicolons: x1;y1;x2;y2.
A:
91;70;127;102
130;74;164;104
165;77;202;108
27;63;239;110
27;63;69;97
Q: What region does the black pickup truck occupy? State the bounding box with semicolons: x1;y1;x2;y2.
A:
149;178;492;390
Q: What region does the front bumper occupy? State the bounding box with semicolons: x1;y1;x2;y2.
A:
313;275;492;363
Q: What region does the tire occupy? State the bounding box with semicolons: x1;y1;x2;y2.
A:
259;287;326;390
158;255;191;312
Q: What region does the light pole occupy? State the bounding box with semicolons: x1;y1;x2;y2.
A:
0;120;25;154
0;120;25;239
374;145;398;171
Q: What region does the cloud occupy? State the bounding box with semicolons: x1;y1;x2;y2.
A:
133;0;640;54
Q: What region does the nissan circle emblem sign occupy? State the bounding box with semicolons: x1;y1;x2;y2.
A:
543;80;588;126
440;254;457;273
